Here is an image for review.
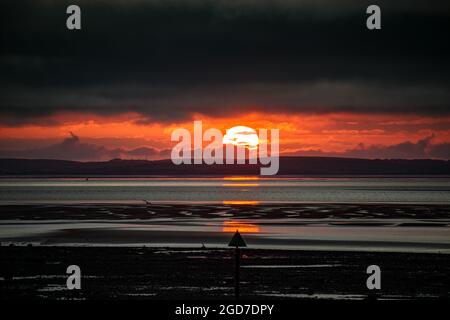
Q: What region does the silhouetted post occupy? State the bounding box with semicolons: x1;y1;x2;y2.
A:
235;246;240;299
228;230;247;300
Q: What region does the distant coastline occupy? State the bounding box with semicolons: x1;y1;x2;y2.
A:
1;156;449;175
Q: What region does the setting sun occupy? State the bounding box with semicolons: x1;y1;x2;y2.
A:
222;126;259;150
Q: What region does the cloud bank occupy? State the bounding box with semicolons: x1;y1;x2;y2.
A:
289;136;450;160
0;0;449;124
0;133;170;161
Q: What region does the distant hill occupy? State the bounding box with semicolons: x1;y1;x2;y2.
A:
0;157;449;176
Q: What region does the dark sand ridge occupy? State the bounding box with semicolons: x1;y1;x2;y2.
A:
1;203;450;220
2;229;450;253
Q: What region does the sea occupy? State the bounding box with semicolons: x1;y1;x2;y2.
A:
0;176;449;203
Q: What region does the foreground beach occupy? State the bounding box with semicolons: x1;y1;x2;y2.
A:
0;202;449;300
1;246;449;300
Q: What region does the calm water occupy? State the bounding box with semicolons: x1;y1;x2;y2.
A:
0;176;449;203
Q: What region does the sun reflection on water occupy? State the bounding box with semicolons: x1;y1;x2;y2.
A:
222;220;260;233
223;176;260;181
222;200;260;205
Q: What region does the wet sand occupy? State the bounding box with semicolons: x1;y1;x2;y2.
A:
1;203;449;252
1;246;449;300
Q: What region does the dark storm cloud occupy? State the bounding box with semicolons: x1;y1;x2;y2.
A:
1;0;449;124
0;132;171;161
289;136;450;160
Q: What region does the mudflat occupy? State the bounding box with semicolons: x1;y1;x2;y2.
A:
1;246;449;300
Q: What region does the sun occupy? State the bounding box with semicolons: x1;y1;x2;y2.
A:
222;126;259;149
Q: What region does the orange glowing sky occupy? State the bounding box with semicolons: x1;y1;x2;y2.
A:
0;111;449;161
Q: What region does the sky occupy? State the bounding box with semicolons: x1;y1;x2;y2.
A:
0;0;449;161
